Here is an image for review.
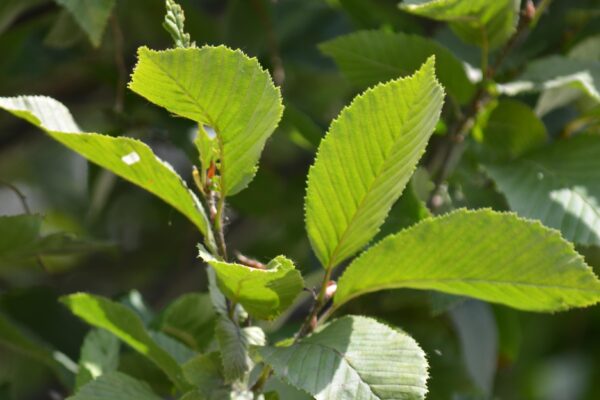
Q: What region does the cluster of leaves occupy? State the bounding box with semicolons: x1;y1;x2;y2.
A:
1;0;600;399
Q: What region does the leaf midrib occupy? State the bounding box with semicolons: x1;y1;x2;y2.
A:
325;81;434;268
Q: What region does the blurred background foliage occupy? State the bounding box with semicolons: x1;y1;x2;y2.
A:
0;0;599;399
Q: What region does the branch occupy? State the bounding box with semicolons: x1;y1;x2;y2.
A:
427;0;549;211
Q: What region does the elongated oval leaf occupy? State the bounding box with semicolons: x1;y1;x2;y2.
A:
320;30;474;103
207;256;304;320
0;96;214;249
67;371;161;400
305;57;444;268
61;293;190;391
400;0;520;49
261;315;428;400
335;209;600;312
129;46;284;196
484;135;600;246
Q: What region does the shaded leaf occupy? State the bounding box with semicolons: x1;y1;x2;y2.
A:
0;311;74;384
320;30;474;103
156;293;216;352
67;371;161;400
61;293;189;391
149;331;195;364
498;56;600;115
182;352;228;398
476;99;547;159
485;135;600;246
449;300;498;395
75;329;120;389
305;57;444;268
0;214;42;263
215;316;265;383
261;315;428;400
129;46;284;196
55;0;116;47
335;209;600;312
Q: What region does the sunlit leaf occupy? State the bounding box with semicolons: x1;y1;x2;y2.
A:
305;57;444;268
335;209;600;312
129;46;284;196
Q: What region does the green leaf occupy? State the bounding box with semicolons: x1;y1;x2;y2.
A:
75;329;120;389
156;293;216;352
484;135;600;246
55;0;116;47
498;56;600;115
0;214;41;262
0;214;112;267
0;311;74;384
0;0;45;36
260;315;428;400
0;96;214;250
61;293;190;391
150;331;195;364
207;256;304;320
182;352;227;397
67;371;161;400
476;99;547;159
128;46;284;196
305;57;444;268
400;0;520;49
449;300;498;395
215;316;265;383
320;30;474;103
335;209;600;312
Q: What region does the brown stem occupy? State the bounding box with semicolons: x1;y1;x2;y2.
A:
295;267;333;340
427;0;546;211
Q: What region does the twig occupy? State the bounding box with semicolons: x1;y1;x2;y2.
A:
427;0;546;211
0;180;32;214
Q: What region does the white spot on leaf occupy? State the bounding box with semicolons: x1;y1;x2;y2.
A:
121;151;140;165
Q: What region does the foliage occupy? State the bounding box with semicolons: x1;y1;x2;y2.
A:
0;0;600;399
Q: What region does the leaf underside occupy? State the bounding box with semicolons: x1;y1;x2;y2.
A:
261;315;428;400
485;135;600;246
